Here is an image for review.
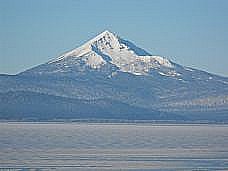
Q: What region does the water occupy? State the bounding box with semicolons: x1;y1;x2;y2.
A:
0;123;228;170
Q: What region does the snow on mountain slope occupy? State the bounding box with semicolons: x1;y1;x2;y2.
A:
48;30;176;76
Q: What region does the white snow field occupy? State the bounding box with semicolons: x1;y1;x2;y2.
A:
0;123;228;171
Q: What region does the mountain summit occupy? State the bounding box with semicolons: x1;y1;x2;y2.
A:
25;30;177;77
1;30;228;121
52;30;174;76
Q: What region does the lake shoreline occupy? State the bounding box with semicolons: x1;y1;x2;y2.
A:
0;119;228;125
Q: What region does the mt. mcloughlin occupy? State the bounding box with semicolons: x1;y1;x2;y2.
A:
1;30;228;121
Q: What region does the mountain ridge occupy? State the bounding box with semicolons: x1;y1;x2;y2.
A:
1;30;228;121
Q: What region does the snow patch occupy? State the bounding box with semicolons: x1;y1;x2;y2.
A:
184;67;194;72
83;52;106;69
159;70;180;77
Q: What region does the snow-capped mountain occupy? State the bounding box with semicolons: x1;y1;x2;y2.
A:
25;30;177;77
49;30;174;76
1;30;228;121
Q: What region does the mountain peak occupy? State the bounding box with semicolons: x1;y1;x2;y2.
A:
49;30;174;75
91;30;117;41
86;30;117;44
86;30;121;50
51;30;120;62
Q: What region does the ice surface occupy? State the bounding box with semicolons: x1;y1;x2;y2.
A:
0;123;228;171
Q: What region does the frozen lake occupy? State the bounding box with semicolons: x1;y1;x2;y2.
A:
0;123;228;170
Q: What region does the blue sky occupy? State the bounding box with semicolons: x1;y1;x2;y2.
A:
1;0;228;76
